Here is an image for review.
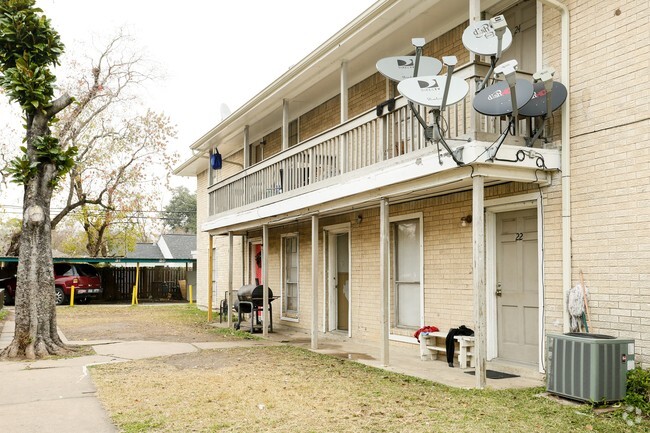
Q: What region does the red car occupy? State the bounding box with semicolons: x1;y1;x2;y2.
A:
0;262;102;306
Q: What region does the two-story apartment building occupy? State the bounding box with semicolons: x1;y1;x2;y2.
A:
175;0;649;382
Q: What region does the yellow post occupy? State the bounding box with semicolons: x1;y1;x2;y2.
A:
188;284;193;304
208;235;213;322
69;285;75;306
131;263;140;305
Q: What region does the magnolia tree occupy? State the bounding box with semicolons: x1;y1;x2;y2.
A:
0;0;76;358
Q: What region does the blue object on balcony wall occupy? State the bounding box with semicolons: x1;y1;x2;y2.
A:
211;149;222;170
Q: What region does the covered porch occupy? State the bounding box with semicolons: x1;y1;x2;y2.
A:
207;151;559;388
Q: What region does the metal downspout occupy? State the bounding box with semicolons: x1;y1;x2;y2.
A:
539;0;571;332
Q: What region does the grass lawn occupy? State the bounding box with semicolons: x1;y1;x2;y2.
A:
52;305;646;432
90;344;644;432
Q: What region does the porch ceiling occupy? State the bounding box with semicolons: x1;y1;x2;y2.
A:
202;143;560;235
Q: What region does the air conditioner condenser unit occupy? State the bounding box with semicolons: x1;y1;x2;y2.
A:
547;333;635;402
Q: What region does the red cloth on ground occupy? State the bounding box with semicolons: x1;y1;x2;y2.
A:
413;325;440;342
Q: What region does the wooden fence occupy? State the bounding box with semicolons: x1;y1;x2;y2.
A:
98;265;190;302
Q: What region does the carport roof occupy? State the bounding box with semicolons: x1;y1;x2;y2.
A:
0;256;196;264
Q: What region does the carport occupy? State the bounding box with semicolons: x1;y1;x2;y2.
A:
0;256;197;303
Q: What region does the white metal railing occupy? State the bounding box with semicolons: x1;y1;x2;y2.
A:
208;64;543;216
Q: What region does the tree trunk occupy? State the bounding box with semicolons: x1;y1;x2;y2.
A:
1;117;72;359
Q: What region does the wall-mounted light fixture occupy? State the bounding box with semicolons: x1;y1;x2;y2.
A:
460;215;472;227
356;214;363;225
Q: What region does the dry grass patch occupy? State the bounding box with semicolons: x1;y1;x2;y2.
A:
56;305;248;343
91;345;641;433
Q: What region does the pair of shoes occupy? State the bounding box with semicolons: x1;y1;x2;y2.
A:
448;362;454;368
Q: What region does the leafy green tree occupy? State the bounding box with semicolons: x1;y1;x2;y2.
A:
0;0;76;359
163;186;197;233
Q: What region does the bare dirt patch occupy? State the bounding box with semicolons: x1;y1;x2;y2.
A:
56;304;244;343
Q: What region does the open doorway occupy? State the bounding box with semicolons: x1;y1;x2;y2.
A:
324;224;351;336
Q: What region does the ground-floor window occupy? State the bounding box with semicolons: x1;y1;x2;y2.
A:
391;217;422;329
281;234;299;318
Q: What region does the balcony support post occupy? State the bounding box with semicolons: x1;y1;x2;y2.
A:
282;99;289;150
244;125;250;168
227;231;234;328
311;215;319;350
379;197;390;366
262;224;269;338
472;175;486;388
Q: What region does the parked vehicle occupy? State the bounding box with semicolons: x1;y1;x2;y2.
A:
0;262;103;305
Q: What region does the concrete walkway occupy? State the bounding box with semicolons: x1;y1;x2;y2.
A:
0;309;275;433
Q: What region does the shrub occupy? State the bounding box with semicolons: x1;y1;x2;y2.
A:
625;367;650;415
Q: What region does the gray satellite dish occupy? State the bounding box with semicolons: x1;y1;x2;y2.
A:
473;79;534;116
519;81;567;117
376;56;443;82
462;17;513;57
397;75;469;108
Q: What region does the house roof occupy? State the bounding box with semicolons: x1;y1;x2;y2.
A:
159;234;196;260
127;243;164;260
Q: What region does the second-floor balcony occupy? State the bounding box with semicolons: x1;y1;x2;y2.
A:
205;63;561;233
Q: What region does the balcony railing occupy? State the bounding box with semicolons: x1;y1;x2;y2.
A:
208;63;545;216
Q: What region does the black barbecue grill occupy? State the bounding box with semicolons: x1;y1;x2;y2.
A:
234;284;277;332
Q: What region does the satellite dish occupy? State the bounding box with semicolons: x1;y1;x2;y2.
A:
376;56;443;82
462;18;513;57
473;79;534;116
519;81;567;117
397;75;469;108
219;103;231;121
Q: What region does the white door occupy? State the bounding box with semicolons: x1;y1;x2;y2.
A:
496;209;538;364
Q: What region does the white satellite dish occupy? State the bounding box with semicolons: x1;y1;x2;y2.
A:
462;16;513;57
376;56;443;82
219;103;231;121
397;75;469;108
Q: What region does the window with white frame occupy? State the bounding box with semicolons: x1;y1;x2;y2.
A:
392;217;422;329
282;234;299;318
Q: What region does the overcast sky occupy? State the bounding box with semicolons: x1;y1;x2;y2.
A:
41;0;376;159
0;0;376;211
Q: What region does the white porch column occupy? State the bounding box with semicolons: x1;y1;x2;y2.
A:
262;224;269;338
243;125;250;168
340;60;348;123
207;234;213;322
282;99;289;150
472;175;487;388
227;231;234;328
311;215;319;350
379;198;390;366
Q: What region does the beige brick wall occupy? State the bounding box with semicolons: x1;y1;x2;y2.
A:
299;95;341;141
348;72;387;119
540;0;650;364
262;128;282;159
423;22;469;65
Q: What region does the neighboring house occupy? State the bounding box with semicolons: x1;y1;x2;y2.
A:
127;234;197;264
174;0;649;379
